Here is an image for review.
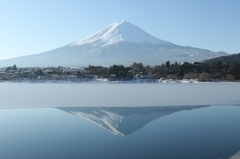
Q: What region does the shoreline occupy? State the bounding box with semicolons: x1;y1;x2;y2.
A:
0;78;240;84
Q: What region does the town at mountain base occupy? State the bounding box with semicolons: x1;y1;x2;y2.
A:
0;21;226;67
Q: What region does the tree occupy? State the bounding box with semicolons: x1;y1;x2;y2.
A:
131;62;145;73
165;61;170;70
198;72;212;82
226;74;235;81
13;64;17;70
108;65;129;79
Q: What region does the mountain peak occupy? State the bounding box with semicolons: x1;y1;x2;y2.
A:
112;20;127;25
71;21;168;47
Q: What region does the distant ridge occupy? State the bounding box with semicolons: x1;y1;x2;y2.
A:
0;21;227;67
203;53;240;64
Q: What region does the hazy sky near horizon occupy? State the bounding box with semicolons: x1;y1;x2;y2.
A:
0;0;239;60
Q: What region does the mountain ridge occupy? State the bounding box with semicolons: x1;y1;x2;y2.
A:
203;53;240;64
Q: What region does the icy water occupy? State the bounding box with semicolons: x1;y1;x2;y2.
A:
1;83;240;108
0;105;240;159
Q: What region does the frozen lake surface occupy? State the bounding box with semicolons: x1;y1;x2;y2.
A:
0;83;240;108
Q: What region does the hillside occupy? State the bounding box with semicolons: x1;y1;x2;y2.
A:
203;53;240;64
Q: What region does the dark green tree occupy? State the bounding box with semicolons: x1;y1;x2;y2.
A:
166;61;170;70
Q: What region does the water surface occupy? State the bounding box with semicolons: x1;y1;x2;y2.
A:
0;105;240;159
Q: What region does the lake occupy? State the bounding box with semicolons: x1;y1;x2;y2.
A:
0;83;240;159
0;105;240;159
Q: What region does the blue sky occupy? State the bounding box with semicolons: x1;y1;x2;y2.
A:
0;0;239;60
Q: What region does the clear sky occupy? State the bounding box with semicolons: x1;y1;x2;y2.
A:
0;0;239;60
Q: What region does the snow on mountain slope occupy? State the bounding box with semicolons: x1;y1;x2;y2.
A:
71;21;169;47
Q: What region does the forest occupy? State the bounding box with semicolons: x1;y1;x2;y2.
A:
1;60;240;82
86;61;240;81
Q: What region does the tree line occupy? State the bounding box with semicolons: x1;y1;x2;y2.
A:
2;61;240;81
86;61;240;81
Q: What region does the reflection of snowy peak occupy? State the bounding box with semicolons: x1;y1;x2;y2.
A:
229;150;240;159
58;106;208;136
66;109;164;136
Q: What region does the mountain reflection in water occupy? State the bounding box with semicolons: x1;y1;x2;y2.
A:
1;105;240;159
58;105;209;136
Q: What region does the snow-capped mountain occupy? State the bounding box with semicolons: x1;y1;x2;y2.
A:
0;21;227;67
71;21;168;47
58;106;208;136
